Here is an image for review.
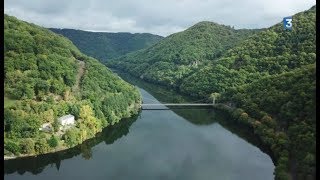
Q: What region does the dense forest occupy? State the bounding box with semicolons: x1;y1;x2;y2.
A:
4;14;141;157
107;5;316;180
221;64;316;179
50;28;163;62
107;21;260;87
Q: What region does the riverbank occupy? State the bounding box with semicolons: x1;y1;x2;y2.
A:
116;69;277;162
213;104;276;161
5;84;275;179
212;103;296;179
4;102;141;161
117;68;299;179
4;145;69;160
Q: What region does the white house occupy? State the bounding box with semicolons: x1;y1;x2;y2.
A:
39;123;52;132
58;114;75;126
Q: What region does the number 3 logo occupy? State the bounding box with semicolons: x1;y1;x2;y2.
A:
283;16;292;30
285;19;292;28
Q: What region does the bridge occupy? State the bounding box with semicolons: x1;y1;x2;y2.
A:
141;104;213;110
141;97;213;110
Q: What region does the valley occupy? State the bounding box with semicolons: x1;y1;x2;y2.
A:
4;4;316;180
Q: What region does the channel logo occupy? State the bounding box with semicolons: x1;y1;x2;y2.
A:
283;16;292;30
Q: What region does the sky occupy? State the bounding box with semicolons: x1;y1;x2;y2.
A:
4;0;316;36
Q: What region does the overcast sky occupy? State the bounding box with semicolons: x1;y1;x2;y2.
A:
4;0;316;36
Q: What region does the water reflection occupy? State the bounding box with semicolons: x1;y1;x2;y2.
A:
4;115;139;175
117;71;274;162
4;71;274;180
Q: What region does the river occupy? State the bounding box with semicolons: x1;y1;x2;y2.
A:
4;72;275;180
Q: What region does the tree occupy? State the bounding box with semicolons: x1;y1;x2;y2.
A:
70;104;80;119
4;108;14;132
53;118;60;132
24;115;41;138
48;135;59;148
22;85;35;99
274;154;290;180
303;153;315;166
35;79;50;95
79;105;94;120
42;109;54;123
5;140;21;155
34;138;50;154
63;128;79;148
239;112;249;124
210;92;221;105
49;79;65;95
20;138;35;154
261;115;276;128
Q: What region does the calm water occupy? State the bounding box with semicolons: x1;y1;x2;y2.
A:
4;74;275;180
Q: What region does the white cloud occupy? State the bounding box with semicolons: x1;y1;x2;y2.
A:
4;0;316;36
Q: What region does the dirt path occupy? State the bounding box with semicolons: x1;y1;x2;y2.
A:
72;60;85;93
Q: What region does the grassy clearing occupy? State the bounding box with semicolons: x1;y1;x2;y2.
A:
4;96;16;108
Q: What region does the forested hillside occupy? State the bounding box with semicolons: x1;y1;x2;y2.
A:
50;28;163;62
107;5;316;180
218;64;315;179
4;14;141;157
180;6;316;97
107;21;259;86
182;8;316;179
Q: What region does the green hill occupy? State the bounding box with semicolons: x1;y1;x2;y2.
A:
107;21;259;86
107;5;316;180
218;64;315;179
4;14;141;157
190;6;315;180
49;28;163;62
180;6;316;97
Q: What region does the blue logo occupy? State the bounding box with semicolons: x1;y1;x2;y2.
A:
283;16;292;30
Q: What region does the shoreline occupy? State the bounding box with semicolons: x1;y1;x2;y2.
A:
4;145;72;161
4;102;141;161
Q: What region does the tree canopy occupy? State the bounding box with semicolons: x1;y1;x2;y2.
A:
4;14;141;157
50;28;163;63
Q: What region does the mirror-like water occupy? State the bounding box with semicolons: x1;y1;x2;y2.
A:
4;72;275;180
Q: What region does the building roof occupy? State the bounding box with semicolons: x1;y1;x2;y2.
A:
58;114;74;121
